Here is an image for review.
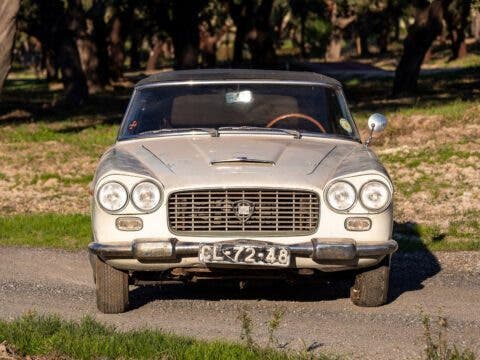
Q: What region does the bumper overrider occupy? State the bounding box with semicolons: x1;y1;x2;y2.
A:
88;238;398;264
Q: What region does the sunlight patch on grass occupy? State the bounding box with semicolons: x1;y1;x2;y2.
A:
0;214;91;250
0;313;326;360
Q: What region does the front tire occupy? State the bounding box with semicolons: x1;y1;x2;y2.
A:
95;256;129;313
350;256;390;307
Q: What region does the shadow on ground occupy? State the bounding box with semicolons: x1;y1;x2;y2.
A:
129;234;441;310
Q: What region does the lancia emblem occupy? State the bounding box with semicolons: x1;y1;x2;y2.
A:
234;200;255;223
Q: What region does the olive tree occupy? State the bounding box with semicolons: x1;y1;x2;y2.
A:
0;0;20;95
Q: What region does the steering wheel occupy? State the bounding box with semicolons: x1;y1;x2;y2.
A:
266;113;326;133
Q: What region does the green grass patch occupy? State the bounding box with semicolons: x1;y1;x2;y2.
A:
380;145;479;168
30;172;93;186
0;313;328;360
0;213;91;250
0;122;117;157
394;220;480;252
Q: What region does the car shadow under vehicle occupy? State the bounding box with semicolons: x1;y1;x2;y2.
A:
128;251;441;310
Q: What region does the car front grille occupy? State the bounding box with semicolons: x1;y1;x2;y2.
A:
168;189;319;235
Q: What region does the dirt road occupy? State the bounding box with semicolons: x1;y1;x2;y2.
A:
1;247;479;359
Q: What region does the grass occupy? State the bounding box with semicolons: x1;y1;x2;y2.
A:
0;313;329;360
0;122;118;157
30;172;93;186
394;220;480;252
0;213;91;250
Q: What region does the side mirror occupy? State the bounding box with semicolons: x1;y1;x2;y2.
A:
366;113;388;146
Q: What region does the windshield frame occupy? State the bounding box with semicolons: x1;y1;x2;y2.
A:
117;80;361;143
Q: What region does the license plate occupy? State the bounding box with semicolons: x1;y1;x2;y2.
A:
199;243;290;267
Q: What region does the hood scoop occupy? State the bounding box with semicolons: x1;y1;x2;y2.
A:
210;157;275;166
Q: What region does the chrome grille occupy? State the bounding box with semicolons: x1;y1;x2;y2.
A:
168;189;319;235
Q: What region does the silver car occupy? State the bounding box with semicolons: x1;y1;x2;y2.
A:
89;69;397;313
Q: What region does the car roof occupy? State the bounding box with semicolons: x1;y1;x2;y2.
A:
135;69;341;88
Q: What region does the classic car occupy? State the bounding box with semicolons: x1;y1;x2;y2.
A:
89;69;397;313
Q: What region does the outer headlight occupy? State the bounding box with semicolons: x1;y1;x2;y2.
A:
360;181;391;211
326;181;356;211
131;181;162;211
97;181;128;212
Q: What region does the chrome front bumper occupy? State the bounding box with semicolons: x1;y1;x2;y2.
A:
88;238;398;264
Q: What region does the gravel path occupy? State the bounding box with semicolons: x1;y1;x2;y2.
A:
1;247;479;359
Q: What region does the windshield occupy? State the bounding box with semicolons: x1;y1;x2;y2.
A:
119;83;360;141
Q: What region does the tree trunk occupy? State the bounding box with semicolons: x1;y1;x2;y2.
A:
0;0;20;94
246;0;277;68
229;0;252;65
108;17;125;80
443;0;471;60
88;0;109;85
170;0;205;69
377;27;388;54
300;12;307;58
34;0;88;106
358;31;370;57
57;31;89;105
325;2;356;61
67;0;104;93
42;47;58;81
129;29;141;71
392;0;449;96
472;10;480;41
146;35;162;71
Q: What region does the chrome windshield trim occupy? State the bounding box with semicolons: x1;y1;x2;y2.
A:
136;79;341;90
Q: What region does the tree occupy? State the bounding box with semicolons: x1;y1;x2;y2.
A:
228;0;278;67
392;0;451;96
21;0;88;106
170;0;207;68
67;0;107;92
325;0;356;61
443;0;472;60
0;0;20;95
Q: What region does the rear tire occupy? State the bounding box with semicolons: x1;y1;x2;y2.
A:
350;256;390;307
95;256;129;313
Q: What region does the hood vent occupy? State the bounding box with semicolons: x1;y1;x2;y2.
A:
210;157;275;166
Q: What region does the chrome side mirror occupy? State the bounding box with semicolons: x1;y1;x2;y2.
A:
365;113;388;146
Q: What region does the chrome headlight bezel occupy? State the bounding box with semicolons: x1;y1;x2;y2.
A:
96;181;129;212
131;181;163;212
325;180;357;212
359;180;392;212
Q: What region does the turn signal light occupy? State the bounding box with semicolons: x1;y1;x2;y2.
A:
345;217;371;231
116;217;143;231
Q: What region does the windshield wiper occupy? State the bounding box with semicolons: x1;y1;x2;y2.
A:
218;126;301;139
137;127;218;137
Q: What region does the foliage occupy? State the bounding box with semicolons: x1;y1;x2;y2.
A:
0;313;319;360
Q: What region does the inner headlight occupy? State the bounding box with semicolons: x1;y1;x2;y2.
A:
326;181;356;211
97;181;128;212
131;181;161;211
360;181;391;211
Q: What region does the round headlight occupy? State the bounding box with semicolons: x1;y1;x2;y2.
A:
131;181;161;211
326;181;356;211
97;181;128;212
360;181;391;211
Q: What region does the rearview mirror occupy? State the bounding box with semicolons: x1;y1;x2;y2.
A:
365;113;388;147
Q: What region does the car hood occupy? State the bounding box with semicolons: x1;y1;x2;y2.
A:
94;135;388;191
